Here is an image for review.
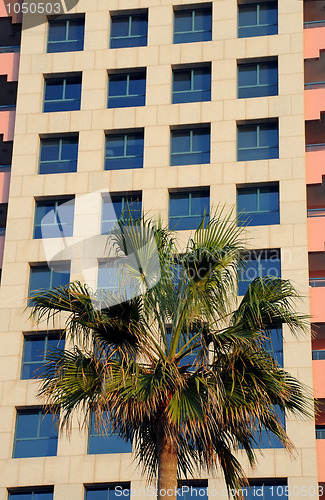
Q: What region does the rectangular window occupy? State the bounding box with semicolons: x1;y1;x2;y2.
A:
105;131;144;170
316;425;325;439
13;409;58;458
34;197;74;239
39;136;78;174
237;184;279;226
108;70;146;108
243;480;287;499
178;481;208;499
47;17;85;52
172;65;211;104
29;263;70;305
174;5;212;44
88;411;132;454
171;127;210;166
238;2;278;38
264;327;283;367
43;75;82;112
110;11;148;48
237;121;279;161
21;332;65;380
9;489;54;500
238;249;281;295
238;60;278;98
169;189;209;230
86;484;130;500
101;193;142;234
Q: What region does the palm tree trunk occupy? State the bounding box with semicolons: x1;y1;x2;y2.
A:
157;420;178;500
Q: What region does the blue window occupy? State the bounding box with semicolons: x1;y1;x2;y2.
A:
316;425;325;439
178;482;208;499
47;17;85;53
86;485;130;500
101;193;142;234
29;263;70;305
9;489;54;500
238;60;278;98
108;71;146;108
174;6;212;44
169;190;209;230
172;65;211;103
171;127;210;166
105;131;143;170
13;409;58;458
34;197;74;239
22;332;65;380
238;2;278;38
110;12;148;48
237;121;279;161
88;412;132;454
43;75;82;112
237;184;279;226
243;480;287;499
238;249;281;295
264;328;283;367
39;136;78;174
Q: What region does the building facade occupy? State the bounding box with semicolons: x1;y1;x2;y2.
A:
0;0;324;498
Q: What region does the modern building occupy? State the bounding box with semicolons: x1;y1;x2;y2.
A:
0;0;324;498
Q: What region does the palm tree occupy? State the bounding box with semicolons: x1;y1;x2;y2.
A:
29;210;312;499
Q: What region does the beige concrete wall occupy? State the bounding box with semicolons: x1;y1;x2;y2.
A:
0;0;318;499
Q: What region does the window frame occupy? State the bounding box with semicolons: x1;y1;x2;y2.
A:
43;75;82;113
34;197;75;239
110;11;148;48
169;189;210;230
243;479;287;499
237;121;279;161
173;4;212;44
238;1;278;38
8;488;54;500
107;70;146;108
28;263;71;306
101;193;142;235
13;409;59;458
237;59;278;98
88;411;132;455
21;332;65;380
238;249;281;295
237;183;280;226
39;136;79;175
85;484;131;500
105;131;144;171
170;126;210;166
172;64;211;103
47;16;85;53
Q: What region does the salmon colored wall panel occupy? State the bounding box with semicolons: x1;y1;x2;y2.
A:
0;0;22;22
0;110;15;141
310;287;325;323
0;235;5;269
313;360;325;398
308;217;325;252
0;172;10;204
317;440;325;482
0;53;19;82
305;88;325;121
306;150;325;185
304;27;325;59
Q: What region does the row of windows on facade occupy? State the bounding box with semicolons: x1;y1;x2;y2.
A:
32;184;280;245
46;2;278;53
27;248;281;306
37;121;279;176
6;480;288;500
42;58;278;113
17;325;283;460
